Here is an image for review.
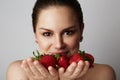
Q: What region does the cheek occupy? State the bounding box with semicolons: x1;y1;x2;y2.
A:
37;41;47;50
65;36;80;49
36;35;51;51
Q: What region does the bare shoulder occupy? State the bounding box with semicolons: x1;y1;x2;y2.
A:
6;60;28;80
94;63;116;77
82;63;116;80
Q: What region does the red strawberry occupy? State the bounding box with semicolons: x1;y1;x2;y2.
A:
84;53;94;67
33;50;57;69
69;52;84;64
40;55;57;68
58;55;69;69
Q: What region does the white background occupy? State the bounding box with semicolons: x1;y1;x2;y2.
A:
0;0;120;80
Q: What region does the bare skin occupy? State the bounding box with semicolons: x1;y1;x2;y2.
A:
7;60;116;80
6;6;116;80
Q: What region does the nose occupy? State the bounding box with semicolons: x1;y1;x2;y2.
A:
54;35;65;49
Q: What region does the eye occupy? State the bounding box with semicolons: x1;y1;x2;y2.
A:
64;30;75;36
43;32;52;37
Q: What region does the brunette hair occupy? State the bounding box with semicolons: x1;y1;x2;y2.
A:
32;0;83;33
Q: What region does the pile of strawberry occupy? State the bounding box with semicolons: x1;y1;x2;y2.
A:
33;50;94;69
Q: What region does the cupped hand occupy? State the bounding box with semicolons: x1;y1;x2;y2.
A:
58;60;90;80
21;57;59;80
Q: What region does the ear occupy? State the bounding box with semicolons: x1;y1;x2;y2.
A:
79;23;84;42
34;33;38;43
80;23;84;35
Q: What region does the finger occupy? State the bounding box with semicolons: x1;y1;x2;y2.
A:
48;66;58;76
65;62;77;76
58;67;65;75
21;59;34;77
27;58;41;77
71;60;84;78
78;61;90;77
33;60;49;77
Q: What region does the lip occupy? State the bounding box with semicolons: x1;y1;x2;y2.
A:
50;51;69;55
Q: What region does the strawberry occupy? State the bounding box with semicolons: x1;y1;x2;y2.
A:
84;53;94;67
69;52;84;64
32;50;94;69
69;50;94;68
33;50;57;68
40;55;57;68
57;55;69;69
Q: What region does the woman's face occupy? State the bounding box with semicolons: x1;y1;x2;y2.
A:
35;6;84;55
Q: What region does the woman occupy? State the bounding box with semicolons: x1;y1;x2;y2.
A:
7;0;116;80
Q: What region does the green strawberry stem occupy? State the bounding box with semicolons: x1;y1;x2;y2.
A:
84;57;91;62
55;54;61;60
33;50;41;60
36;50;40;55
78;50;85;57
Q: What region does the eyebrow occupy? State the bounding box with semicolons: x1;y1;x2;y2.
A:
39;27;52;31
63;26;77;31
39;25;77;31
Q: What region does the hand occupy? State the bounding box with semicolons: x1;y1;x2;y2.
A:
58;60;90;80
21;57;59;80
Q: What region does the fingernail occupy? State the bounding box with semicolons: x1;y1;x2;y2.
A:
78;60;83;65
33;60;39;65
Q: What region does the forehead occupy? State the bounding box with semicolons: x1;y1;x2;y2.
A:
38;6;76;19
39;5;75;14
36;6;78;28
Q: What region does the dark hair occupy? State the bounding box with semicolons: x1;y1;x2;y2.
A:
32;0;83;33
